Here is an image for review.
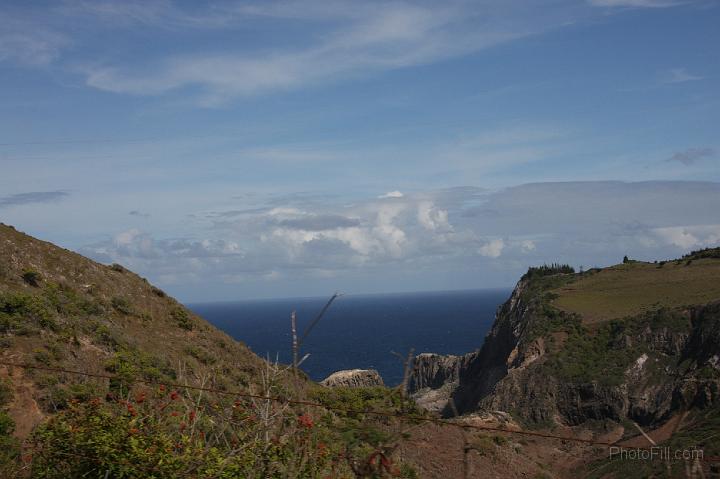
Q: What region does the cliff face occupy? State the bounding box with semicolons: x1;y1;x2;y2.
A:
408;353;462;392
477;302;720;429
407;280;532;415
410;257;720;430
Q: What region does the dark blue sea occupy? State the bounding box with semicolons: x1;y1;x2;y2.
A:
189;288;510;386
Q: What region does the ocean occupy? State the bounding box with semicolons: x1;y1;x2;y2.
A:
189;288;510;386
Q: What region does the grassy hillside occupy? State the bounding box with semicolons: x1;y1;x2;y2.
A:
0;223;266;433
552;256;720;323
0;224;420;478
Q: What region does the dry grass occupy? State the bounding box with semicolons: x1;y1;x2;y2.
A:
551;259;720;323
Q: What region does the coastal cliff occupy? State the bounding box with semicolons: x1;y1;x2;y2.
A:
409;256;720;431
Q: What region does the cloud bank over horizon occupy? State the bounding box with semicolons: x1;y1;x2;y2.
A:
65;180;720;301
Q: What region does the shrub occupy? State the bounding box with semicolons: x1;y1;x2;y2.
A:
22;270;42;287
151;286;166;298
111;296;133;315
0;293;58;332
110;263;125;272
30;387;353;477
683;247;720;260
185;346;216;365
171;308;193;331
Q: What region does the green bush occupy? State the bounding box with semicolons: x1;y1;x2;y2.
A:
111;297;133;315
0;381;20;472
151;286;166;298
22;270;42;287
171;308;193;330
28;388;373;478
0;292;58;332
185;346;216;365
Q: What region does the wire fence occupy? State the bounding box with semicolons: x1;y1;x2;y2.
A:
2;358;718;471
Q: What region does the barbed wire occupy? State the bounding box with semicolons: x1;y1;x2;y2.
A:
1;359;718;469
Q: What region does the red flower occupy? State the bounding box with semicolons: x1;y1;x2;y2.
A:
189;410;196;422
170;411;179;417
135;392;146;404
159;385;166;392
297;414;314;428
129;428;140;435
170;390;179;400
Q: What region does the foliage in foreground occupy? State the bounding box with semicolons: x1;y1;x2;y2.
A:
15;365;418;478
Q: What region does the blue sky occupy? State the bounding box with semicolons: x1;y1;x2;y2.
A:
0;0;719;301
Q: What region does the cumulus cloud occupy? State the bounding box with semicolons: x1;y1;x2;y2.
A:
278;214;360;231
479;239;505;258
417;202;450;231
652;224;720;249
0;191;69;208
85;228;243;262
80;181;720;295
667;147;715;166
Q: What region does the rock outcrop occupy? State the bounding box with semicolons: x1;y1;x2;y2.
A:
321;369;385;388
408;353;462;392
407;353;470;413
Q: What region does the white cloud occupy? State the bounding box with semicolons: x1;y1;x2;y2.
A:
0;30;69;66
74;1;574;103
479;239;505;258
378;191;404;199
77;182;720;297
417;202;450;231
652;224;720;249
520;240;536;252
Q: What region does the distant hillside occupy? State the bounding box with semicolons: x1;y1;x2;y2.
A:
410;250;720;478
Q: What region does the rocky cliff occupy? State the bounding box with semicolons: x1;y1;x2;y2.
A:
409;256;720;432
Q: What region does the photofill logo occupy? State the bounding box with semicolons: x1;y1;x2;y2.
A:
609;446;704;462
